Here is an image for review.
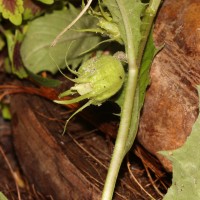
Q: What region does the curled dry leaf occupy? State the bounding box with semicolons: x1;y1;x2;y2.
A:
137;0;200;172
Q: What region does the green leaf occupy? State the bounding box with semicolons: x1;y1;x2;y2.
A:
0;35;5;51
4;30;27;78
0;0;24;25
26;69;61;88
0;192;8;200
0;104;11;120
103;0;145;57
138;30;158;110
23;0;44;20
36;0;54;5
162;86;200;200
125;31;158;151
20;5;101;74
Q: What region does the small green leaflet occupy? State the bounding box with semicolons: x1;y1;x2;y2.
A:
20;5;101;74
162;86;200;200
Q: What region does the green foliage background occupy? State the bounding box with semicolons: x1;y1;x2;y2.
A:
2;1;200;199
21;6;101;74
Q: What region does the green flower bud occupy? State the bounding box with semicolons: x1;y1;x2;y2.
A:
54;55;125;130
56;55;125;106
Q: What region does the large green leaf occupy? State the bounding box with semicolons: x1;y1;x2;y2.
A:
20;5;101;74
162;86;200;200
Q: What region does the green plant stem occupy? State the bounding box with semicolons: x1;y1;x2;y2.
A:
101;0;138;199
125;0;162;153
102;68;138;200
101;0;161;199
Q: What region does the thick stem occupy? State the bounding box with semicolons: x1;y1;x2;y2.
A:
101;0;138;198
101;0;161;199
101;68;138;200
125;0;162;153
